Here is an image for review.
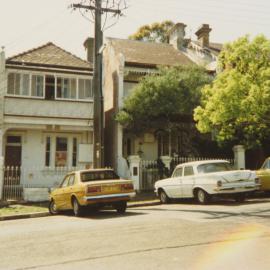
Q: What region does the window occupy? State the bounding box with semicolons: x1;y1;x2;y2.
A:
55;137;68;167
57;77;76;99
173;168;183;178
45;137;51;166
197;162;233;174
31;75;44;97
7;136;21;144
81;170;120;182
68;174;75;186
60;175;70;188
72;138;77;167
7;73;30;96
157;131;169;156
183;166;194;176
78;79;92;99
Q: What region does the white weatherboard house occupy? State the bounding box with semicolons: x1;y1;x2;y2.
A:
98;23;224;191
0;43;94;201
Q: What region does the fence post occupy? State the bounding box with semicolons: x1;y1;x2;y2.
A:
0;156;4;200
160;156;172;174
233;145;245;169
127;155;141;191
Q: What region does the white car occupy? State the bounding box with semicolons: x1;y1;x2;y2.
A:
154;160;260;204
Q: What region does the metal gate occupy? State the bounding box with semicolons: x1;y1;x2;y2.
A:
140;160;169;191
2;166;23;201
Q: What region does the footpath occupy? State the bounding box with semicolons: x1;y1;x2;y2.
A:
0;192;160;221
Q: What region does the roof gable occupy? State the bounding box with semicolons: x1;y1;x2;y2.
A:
6;42;91;70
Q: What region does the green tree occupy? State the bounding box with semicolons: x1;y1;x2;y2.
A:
129;20;175;43
194;35;270;148
116;65;212;133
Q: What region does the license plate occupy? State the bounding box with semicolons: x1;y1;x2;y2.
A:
103;185;120;193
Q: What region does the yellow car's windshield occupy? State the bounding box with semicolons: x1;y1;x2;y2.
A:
81;170;120;182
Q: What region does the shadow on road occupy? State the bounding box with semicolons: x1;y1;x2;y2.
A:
168;196;270;206
63;210;146;220
137;200;270;220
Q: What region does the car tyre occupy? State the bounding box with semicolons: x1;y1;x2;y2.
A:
115;201;127;214
234;194;246;203
48;200;58;215
196;189;209;204
159;190;170;204
72;197;84;217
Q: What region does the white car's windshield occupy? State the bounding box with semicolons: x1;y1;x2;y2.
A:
197;162;233;174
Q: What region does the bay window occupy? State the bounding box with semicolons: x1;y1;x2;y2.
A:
7;72;92;100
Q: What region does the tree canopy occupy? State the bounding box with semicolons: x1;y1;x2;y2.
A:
128;20;175;43
116;65;212;133
194;35;270;148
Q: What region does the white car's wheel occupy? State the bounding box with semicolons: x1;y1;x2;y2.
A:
196;189;209;204
159;190;170;204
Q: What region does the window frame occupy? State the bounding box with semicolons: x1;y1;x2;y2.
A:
6;71;93;101
183;166;194;177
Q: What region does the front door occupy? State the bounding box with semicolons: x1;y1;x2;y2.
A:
5;136;22;185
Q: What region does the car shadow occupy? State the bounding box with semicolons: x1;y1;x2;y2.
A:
63;209;146;220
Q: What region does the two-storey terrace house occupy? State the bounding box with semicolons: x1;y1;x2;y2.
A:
98;23;224;190
0;43;94;200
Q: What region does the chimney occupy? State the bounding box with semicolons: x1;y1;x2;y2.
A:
83;37;94;63
195;24;212;47
167;23;186;50
0;46;5;73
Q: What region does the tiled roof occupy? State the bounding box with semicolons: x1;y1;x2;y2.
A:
6;42;91;70
107;38;194;67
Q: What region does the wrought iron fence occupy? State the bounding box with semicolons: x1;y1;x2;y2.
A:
140;160;170;191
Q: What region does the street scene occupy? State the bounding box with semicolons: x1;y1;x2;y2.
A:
0;0;270;269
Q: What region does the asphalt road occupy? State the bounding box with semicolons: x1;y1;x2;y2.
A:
0;198;270;270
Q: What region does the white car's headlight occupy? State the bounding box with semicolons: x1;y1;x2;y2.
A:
217;180;223;187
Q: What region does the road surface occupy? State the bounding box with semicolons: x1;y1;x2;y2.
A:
0;198;270;270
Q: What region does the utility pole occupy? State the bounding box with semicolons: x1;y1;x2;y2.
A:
72;1;122;168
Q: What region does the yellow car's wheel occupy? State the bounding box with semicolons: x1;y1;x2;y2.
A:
72;197;84;217
48;200;58;215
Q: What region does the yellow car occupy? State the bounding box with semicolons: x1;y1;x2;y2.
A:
256;157;270;192
48;168;135;216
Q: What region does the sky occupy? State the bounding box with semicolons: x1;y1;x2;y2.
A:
0;0;269;59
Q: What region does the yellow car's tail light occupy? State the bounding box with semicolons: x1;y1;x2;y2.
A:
121;183;134;191
87;186;101;193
